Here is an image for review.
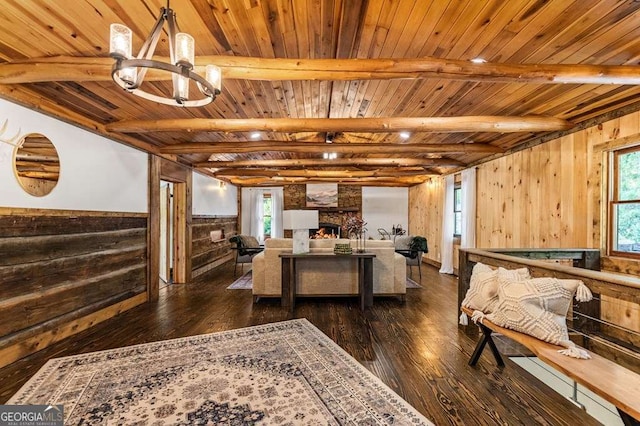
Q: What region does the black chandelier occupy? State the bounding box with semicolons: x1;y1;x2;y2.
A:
109;1;221;107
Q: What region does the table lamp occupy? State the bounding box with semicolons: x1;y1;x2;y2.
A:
283;210;319;254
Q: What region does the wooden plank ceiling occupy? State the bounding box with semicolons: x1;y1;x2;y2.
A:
1;0;640;186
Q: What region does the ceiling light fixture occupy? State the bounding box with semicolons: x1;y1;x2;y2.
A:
471;57;487;63
250;132;261;139
399;131;411;139
109;0;221;107
323;152;338;160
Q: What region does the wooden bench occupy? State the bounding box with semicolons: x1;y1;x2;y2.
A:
461;306;640;425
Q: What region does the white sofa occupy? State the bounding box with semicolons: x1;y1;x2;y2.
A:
251;238;406;299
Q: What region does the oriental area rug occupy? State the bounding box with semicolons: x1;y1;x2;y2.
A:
9;319;433;425
227;271;422;290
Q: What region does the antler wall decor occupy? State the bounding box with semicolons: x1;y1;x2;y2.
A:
0;120;23;148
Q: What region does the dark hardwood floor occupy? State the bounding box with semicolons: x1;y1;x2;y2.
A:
0;263;599;425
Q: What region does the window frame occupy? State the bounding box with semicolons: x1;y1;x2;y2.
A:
608;145;640;259
453;184;462;237
263;193;272;239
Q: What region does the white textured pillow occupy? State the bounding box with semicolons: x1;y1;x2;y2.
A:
461;263;530;314
484;276;593;359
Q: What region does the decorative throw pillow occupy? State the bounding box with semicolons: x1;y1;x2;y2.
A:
483;277;593;359
461;263;531;316
240;235;261;248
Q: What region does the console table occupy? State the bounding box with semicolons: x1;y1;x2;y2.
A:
279;252;376;313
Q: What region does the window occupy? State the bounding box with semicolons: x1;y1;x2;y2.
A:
263;194;272;238
609;146;640;257
454;184;462;236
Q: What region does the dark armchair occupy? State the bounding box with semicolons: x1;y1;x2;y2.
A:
228;235;264;277
394;235;428;281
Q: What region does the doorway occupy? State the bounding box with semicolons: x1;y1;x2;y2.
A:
159;180;174;286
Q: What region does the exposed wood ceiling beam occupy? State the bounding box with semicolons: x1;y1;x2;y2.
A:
3;56;640;85
107;116;572;134
194;157;464;168
214;168;437;178
229;176;425;186
160;142;504;155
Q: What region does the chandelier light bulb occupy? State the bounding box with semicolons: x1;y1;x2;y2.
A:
206;65;222;92
109;23;132;59
175;75;190;102
175;32;195;67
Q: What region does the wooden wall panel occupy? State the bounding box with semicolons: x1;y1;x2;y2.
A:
409;109;640;350
0;210;147;368
191;215;238;278
408;177;443;265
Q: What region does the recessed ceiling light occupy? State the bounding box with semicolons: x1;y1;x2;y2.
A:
250;132;261;139
323;152;337;160
471;57;487;63
399;132;411;139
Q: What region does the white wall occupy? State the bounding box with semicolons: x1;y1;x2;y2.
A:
191;171;238;216
0;98;148;212
362;187;409;239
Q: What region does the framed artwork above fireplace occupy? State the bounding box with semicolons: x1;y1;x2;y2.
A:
306;183;338;208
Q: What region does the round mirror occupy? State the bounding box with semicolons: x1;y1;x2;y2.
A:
13;133;60;196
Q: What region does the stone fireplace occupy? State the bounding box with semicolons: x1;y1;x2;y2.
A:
283;184;362;239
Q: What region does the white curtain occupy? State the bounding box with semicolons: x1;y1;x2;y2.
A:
250;190;265;243
461;168;477;248
439;175;455;274
270;188;284;238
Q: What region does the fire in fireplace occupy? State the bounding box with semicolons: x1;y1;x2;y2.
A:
310;222;341;239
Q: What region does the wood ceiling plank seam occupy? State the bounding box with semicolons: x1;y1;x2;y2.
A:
489;0;590;64
368;79;442;121
210;0;254;56
427;81;485;118
25;83;117;124
189;0;234;53
353;0;384;58
26;1;117;57
364;0;402;58
234;79;266;119
402;0;451;59
346;78;375;119
222;0;268;57
414;0;471;58
336;80;363;118
418;0;487;60
539;2;640;65
525;85;621;118
444;0;511;60
500;0;602;64
2;1;96;57
334;0;367;59
275;0;297;35
455;1;520;61
320;0;338;59
246;4;278;59
291;80;308;118
468;0;547;62
380;0;432;59
290;0;310;59
260;0;287;58
559;12;640;66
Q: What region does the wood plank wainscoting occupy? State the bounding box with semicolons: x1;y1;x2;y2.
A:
0;208;148;369
191;215;237;278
